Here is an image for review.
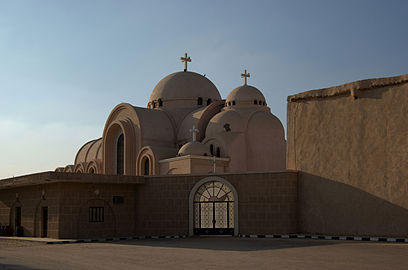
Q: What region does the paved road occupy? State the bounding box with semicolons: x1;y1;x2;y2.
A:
1;237;408;270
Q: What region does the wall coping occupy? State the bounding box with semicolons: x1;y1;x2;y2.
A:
0;171;145;189
0;170;299;189
144;169;299;179
287;73;408;102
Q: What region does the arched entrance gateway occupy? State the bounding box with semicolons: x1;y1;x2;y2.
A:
189;177;238;236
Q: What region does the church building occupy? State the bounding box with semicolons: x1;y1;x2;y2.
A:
1;54;407;240
56;53;286;176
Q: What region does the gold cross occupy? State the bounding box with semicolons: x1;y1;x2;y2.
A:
241;69;250;85
180;53;191;72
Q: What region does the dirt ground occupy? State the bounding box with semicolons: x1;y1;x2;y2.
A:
1;237;408;270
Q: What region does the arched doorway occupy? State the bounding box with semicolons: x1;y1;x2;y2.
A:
189;177;238;236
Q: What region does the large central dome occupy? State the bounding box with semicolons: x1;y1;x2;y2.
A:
149;71;221;104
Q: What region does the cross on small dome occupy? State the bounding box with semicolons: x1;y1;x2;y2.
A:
189;125;199;142
180;53;191;72
241;69;250;85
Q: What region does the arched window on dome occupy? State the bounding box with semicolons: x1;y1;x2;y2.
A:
228;102;231;106
216;147;220;157
116;134;124;175
210;144;214;156
89;167;95;174
197;97;203;105
259;100;262;105
232;101;236;105
207;98;212;105
143;158;150;175
152;102;156;108
254;100;257;105
158;99;163;107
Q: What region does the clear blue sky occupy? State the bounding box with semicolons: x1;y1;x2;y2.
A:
0;0;407;178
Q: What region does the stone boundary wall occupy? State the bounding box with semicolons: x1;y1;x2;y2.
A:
287;73;408;237
1;171;297;239
135;171;298;236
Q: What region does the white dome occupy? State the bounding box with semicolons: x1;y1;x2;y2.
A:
225;85;266;107
178;141;209;156
149;71;221;105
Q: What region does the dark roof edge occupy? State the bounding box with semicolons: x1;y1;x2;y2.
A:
0;171;144;189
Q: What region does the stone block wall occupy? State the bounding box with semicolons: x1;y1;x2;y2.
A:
58;183;137;239
135;171;298;236
287;74;408;237
234;172;297;235
0;183;61;238
1;171;297;239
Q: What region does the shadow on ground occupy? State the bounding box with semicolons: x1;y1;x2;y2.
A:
0;263;42;270
106;236;340;251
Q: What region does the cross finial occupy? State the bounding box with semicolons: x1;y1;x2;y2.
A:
189;125;199;142
180;53;191;72
241;69;250;85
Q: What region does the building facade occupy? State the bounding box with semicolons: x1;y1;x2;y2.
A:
0;171;297;239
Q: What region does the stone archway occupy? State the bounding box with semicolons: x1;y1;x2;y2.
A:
189;177;238;236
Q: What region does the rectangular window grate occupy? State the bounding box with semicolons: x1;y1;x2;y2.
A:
113;196;124;204
89;207;104;222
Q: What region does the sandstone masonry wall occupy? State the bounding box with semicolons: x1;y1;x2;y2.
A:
287;74;408;237
135;171;298;236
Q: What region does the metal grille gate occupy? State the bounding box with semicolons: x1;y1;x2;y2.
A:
193;181;234;235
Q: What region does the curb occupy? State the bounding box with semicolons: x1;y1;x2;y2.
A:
239;234;408;243
46;235;187;245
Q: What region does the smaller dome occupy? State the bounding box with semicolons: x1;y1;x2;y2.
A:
225;85;266;107
178;141;209;156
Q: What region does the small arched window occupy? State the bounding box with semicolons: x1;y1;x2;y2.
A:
228;102;231;106
158;99;163;107
254;100;257;105
89;167;95;174
207;98;212;105
216;147;220;157
259;100;262;105
152;102;156;108
197;97;203;105
232;101;236;105
143;158;150;176
210;144;214;156
116;134;124;175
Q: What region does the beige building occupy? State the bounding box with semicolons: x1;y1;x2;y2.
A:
0;54;407;239
57;57;285;177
